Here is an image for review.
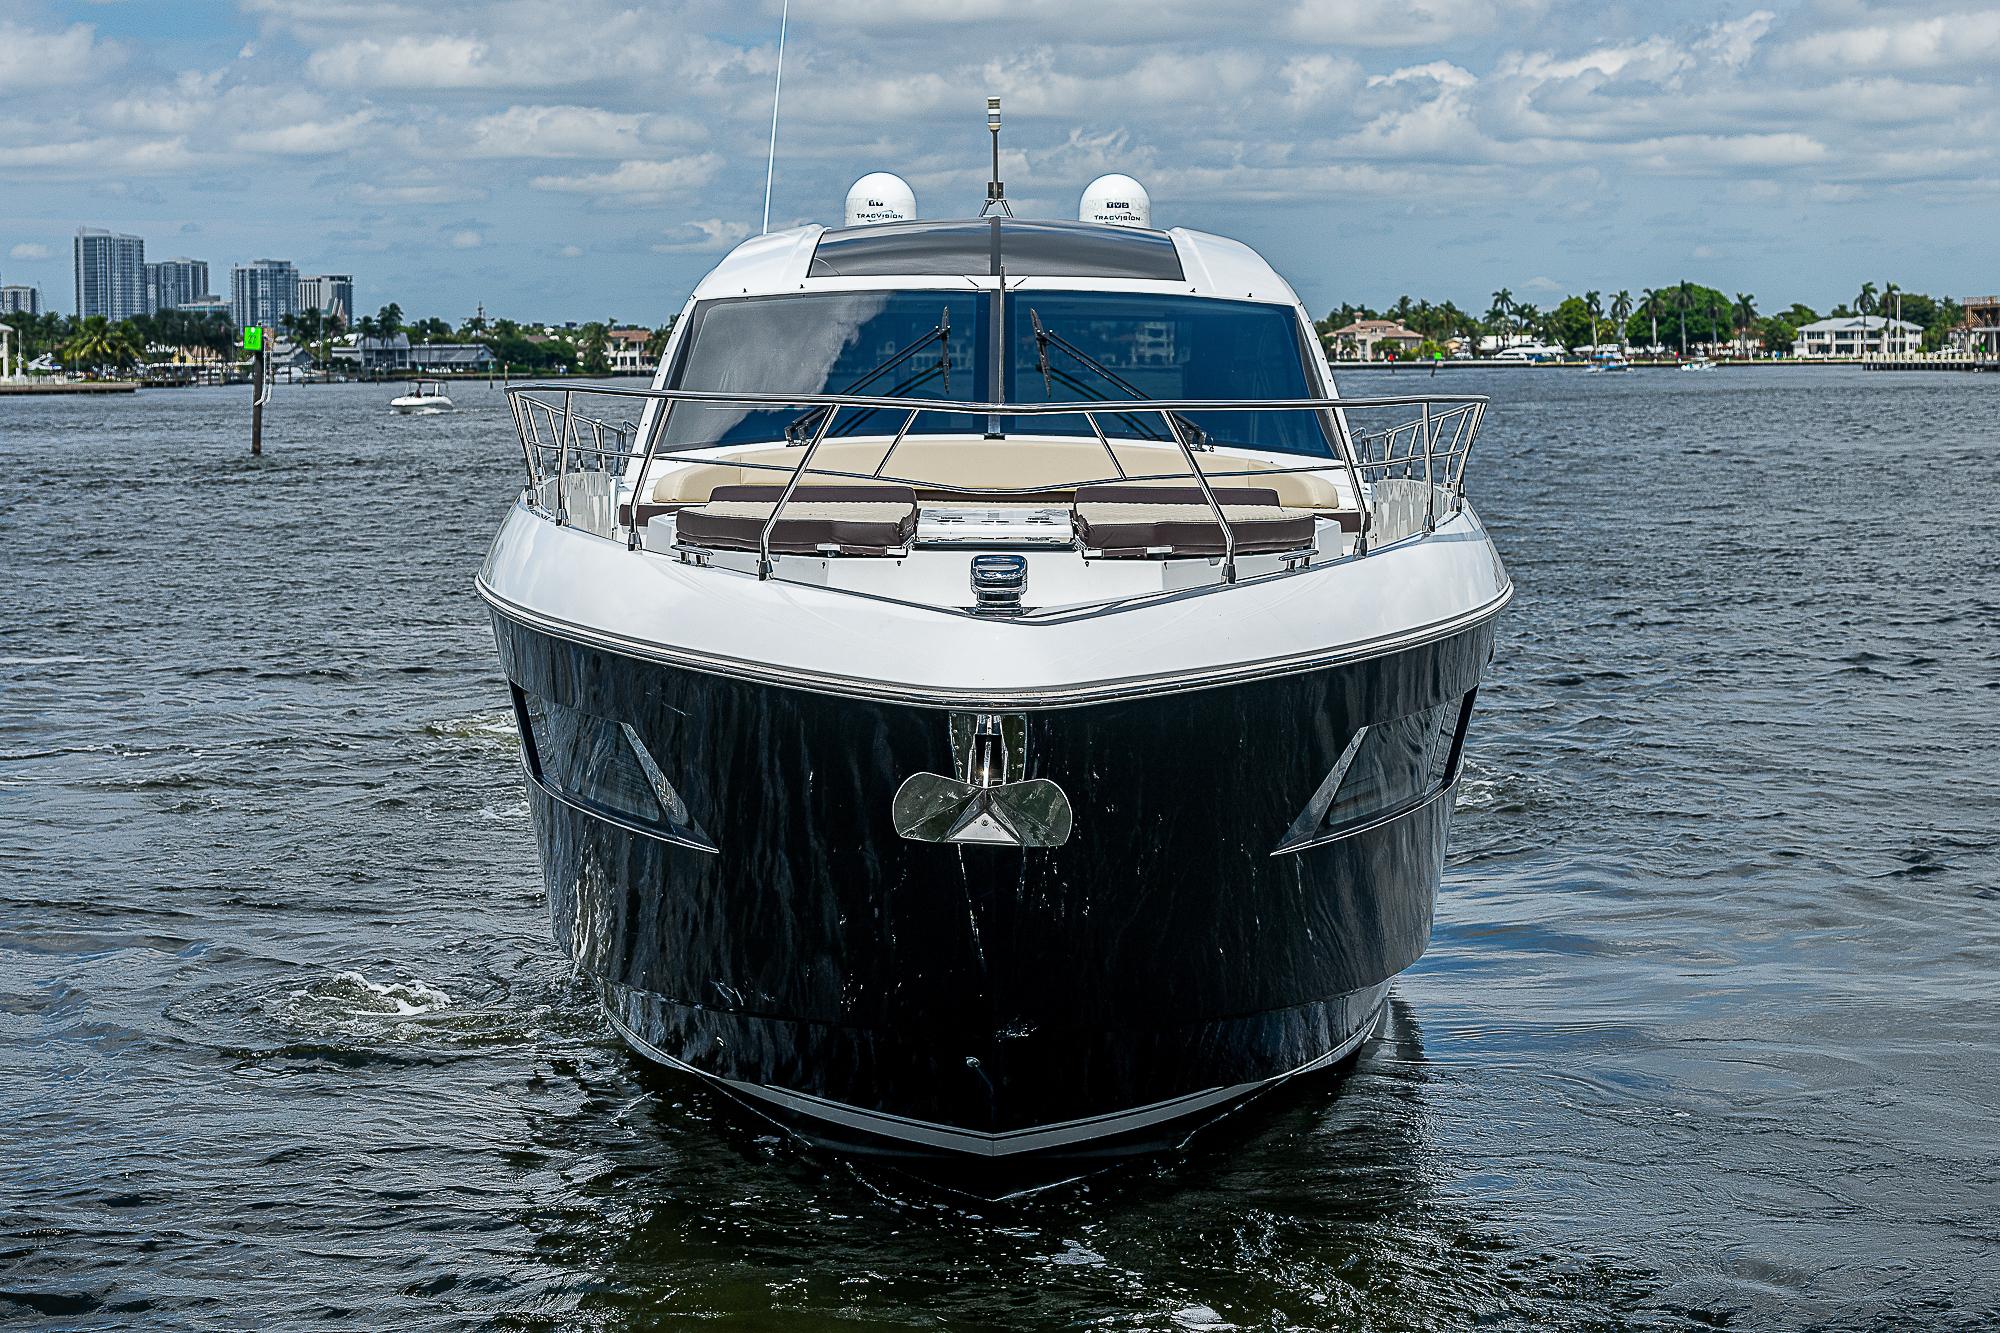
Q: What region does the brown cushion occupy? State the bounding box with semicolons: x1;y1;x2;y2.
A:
1072;484;1316;557
676;483;918;555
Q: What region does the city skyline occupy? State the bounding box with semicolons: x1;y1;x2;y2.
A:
2;1;1997;323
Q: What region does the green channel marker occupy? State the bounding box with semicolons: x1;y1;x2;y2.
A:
243;326;263;352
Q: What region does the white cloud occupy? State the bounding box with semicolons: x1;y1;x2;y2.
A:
0;21;113;88
463;105;701;159
530;155;722;201
9;243;53;261
1696;11;1778;68
1283;0;1541;47
352;183;489;205
448;229;483;249
232;112;377;156
1780;9;2000;71
307;35;526;90
0;137;196;173
652;218;752;253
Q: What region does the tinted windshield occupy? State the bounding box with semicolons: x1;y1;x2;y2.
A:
663;288;1325;455
1005;292;1327;455
663;290;989;449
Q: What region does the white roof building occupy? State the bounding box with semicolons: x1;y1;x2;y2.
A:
1794;315;1921;359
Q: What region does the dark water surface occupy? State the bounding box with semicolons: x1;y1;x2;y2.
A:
3;370;1996;1331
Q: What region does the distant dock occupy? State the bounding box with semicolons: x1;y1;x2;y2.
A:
0;380;141;395
1861;357;1999;373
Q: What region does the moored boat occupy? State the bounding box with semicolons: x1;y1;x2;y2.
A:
480;148;1510;1189
390;379;454;412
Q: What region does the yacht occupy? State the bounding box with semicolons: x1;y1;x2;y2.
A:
479;159;1511;1187
1488;342;1564;364
390;379;454;412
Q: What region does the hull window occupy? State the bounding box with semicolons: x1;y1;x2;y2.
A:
512;689;714;851
1275;693;1474;854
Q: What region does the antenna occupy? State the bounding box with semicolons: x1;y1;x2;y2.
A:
982;96;1012;217
761;0;790;235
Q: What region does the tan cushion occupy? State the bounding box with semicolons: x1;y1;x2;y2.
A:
643;438;1359;511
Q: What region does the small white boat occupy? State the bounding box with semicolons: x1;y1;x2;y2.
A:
1586;353;1631;374
390;380;455;412
1679;357;1717;372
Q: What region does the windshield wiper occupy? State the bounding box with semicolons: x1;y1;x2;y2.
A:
1029;308;1208;449
783;308;952;444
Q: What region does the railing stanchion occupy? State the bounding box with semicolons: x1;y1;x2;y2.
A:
1162;409;1235;583
760;406;839;580
1321;398;1370;557
553;391;576;525
626;399;674;551
507;390;538;489
1455;402;1485;492
1083;411;1126;480
1421;402;1436;533
870;408;922;479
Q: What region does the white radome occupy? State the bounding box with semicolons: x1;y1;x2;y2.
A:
1079;174;1151;229
844;173;917;227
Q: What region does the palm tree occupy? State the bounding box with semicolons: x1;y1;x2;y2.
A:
1486;288;1513;353
1584;290;1602;352
1881;281;1902;354
578;321;611;376
1732;293;1757;357
1611;290;1633;351
375;303;405;337
1855;283;1878;319
62;315;140;376
1640;287;1661;354
1675;280;1695;358
643;318;677;359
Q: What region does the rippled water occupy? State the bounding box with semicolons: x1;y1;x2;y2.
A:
3;370;1996;1330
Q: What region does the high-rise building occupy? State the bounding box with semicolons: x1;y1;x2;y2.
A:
75;228;147;320
1;285;41;315
231;259;299;331
298;274;354;325
148;257;209;314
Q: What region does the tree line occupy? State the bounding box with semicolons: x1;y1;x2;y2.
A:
1317;282;1968;358
4;303;677;376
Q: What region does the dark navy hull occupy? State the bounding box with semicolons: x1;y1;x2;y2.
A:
492;612;1493;1177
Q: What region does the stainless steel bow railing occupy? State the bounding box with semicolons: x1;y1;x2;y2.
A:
506;384;1487;582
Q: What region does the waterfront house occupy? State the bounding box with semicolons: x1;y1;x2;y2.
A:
331;333;411;373
408;342;498;374
1324;318;1423;361
1962;296;2000;357
1794;315;1921;358
607;327;652;374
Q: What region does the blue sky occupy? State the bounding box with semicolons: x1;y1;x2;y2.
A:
3;0;1996;323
